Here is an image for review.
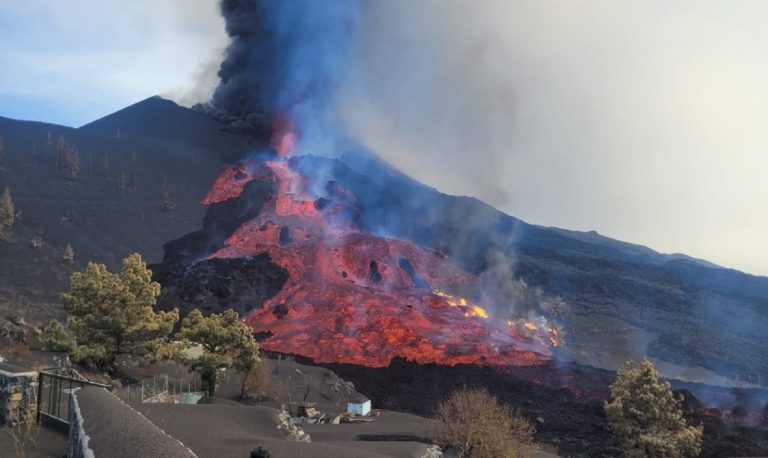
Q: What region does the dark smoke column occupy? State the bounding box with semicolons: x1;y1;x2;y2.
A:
205;0;361;144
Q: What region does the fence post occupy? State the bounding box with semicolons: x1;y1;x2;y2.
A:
36;373;44;424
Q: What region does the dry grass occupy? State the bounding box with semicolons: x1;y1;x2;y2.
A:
2;420;40;458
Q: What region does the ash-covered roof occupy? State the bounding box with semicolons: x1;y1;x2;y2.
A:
73;386;196;458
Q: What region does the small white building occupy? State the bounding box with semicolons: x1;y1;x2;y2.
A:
347;397;371;416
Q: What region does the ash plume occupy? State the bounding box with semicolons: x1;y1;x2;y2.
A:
203;0;519;201
202;0;360;152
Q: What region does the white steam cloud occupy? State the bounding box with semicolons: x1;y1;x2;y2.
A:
332;0;768;276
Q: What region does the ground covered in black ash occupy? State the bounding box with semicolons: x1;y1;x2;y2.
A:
319;358;768;458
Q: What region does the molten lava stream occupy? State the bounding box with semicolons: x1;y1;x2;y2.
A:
207;156;553;368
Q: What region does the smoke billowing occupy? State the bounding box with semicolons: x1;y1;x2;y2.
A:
205;0;768;276
207;0;360;153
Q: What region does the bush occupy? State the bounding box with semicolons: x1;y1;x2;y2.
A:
605;359;703;457
436;387;535;458
62;244;75;264
0;188;14;235
242;356;273;400
42;320;72;352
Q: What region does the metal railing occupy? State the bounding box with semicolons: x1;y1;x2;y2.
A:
36;368;112;432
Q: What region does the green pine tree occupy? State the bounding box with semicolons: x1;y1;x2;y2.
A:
42;320;73;352
178;308;261;397
605;359;703;457
61;253;179;370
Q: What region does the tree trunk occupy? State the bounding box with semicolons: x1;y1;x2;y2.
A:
202;370;217;397
240;370;250;399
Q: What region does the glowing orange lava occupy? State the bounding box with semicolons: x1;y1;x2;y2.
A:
272;116;296;157
205;152;555;367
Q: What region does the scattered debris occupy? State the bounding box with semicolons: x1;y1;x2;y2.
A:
277;409;311;442
421;445;443;458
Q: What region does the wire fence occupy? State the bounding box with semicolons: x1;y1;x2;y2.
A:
119;374;205;405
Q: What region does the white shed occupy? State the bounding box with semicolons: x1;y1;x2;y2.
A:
347;397;371;416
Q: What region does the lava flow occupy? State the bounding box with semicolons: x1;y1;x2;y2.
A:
203;144;557;367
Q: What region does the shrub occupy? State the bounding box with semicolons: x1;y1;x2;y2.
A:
436;387;535;457
242;356;273;400
42;320;72;352
62;244;75;264
0;188;14;235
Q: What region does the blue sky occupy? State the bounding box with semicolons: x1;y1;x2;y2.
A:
0;0;225;126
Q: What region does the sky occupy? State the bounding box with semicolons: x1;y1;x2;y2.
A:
0;0;227;126
1;1;767;276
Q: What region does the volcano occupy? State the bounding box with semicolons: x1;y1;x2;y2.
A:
157;139;559;368
141;97;768;386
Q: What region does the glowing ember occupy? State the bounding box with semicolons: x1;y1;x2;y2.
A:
432;289;489;319
204;144;557;367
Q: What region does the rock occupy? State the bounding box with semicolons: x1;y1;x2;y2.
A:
250;446;270;458
420;445;443;458
277;409;312;442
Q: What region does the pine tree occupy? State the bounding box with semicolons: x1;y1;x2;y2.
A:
56;135;66;172
0;134;5;163
62;244;75;264
158;176;174;212
178;309;261;397
64;145;80;181
61;253;179;370
43;320;72;352
0;188;15;235
605;359;703;457
55;135;80;181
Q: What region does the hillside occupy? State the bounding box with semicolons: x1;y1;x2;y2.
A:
312;152;768;381
0;97;255;318
1;97;766;384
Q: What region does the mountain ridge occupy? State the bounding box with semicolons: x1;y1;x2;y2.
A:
1;97;766;382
